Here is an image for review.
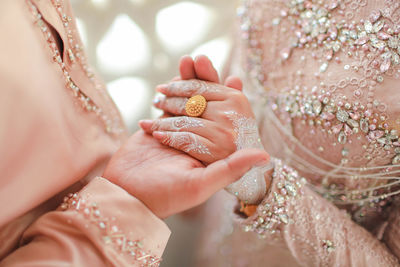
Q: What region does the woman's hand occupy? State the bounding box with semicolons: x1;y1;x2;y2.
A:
103;131;269;219
139;55;272;205
139;57;259;166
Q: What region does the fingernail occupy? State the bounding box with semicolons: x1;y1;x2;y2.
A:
153;95;165;105
139;120;154;130
156;84;168;93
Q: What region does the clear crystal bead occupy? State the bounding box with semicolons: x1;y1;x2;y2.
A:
313;100;322;115
360;118;369;133
392;154;400;164
338;131;347;144
336;110;349;122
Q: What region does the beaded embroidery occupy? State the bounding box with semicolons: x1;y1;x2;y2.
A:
272;90;400;165
238;0;400;224
276;1;400;78
61;192;161;266
243;159;306;237
239;0;400;159
27;0;124;135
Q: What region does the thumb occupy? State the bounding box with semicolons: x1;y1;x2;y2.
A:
194;55;220;83
192;149;270;202
179;55;196;80
224;76;243;91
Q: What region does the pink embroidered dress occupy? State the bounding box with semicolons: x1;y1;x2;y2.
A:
196;0;400;266
0;1;170;266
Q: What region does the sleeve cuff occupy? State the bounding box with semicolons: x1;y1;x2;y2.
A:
241;159;306;238
60;176;171;265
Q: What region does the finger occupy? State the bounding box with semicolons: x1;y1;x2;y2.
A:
194;55;220;83
141;117;236;159
153;95;218;118
179;55;196;80
156;80;232;101
190;149;270;203
153;96;188;115
171;76;181;81
140;116;209;135
153;131;216;162
224;76;243;91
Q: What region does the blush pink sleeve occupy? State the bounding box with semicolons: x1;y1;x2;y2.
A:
241;159;400;266
0;177;170;267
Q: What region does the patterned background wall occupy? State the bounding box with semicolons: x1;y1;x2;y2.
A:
70;0;239;266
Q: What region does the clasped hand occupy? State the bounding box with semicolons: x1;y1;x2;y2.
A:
103;56;270;218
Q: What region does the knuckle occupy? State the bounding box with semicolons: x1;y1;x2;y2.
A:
217;125;236;144
220;127;235;141
216;109;230;121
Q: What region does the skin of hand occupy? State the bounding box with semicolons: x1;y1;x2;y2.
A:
139;55;259;165
103;130;270;219
139;56;273;213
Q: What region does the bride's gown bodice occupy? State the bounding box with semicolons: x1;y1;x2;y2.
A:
243;0;400;225
196;1;400;266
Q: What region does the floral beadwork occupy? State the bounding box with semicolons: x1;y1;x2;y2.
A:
27;0;124;135
60;193;161;267
275;0;400;79
243;159;306;237
322;239;335;253
272;89;400;165
238;0;400;205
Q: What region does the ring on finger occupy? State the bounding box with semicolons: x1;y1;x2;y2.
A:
185;95;207;117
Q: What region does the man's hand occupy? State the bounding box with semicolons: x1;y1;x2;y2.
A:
103;130;269;218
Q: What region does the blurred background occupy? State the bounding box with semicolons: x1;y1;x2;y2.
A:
69;0;239;266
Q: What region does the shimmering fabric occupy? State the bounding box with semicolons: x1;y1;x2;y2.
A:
0;0;170;265
195;0;400;266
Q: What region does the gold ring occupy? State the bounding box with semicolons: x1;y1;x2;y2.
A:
185;95;207;117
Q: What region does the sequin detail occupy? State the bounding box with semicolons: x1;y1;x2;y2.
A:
272;90;400;164
27;0;124;135
243;159;306;237
274;1;400;79
61;193;161;266
322;239;335;253
238;0;400;213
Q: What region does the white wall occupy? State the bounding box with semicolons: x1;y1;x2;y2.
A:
71;0;238;132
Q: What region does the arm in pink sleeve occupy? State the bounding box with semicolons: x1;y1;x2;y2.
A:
0;177;170;267
242;159;400;266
